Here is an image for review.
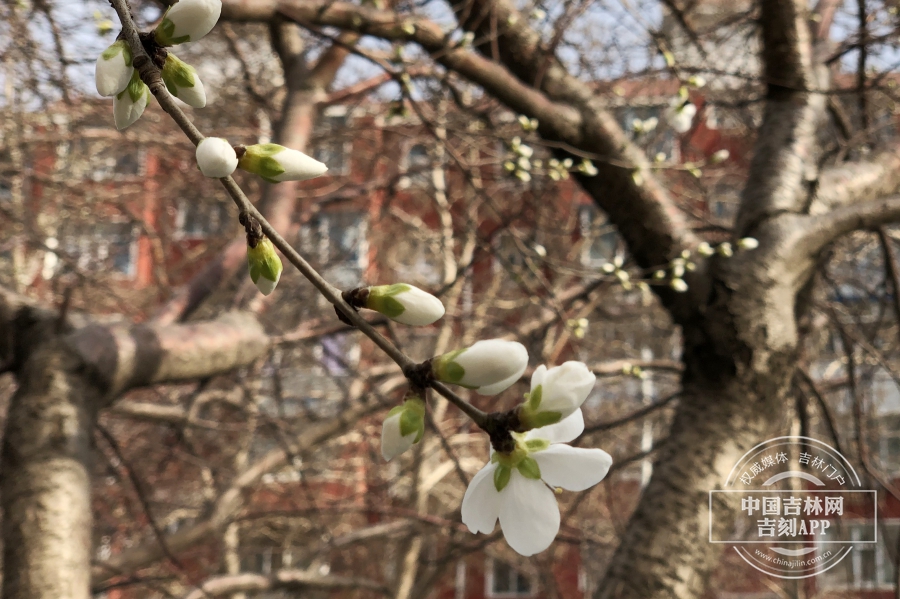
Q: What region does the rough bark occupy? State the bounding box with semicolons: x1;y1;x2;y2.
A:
2;340;97;599
0;304;270;599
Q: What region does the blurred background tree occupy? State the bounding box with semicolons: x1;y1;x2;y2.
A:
4;1;900;598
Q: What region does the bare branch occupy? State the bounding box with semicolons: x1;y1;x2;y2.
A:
799;196;900;256
181;570;389;599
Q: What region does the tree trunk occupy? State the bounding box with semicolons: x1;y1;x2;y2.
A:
2;341;98;599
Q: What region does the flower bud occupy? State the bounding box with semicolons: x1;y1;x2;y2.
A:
365;284;445;326
670;278;688;292
161;53;206;108
238;144;328;183
154;0;222;46
710;149;730;163
717;242;734;257
195;137;238;178
519;362;596;429
113;70;150;131
95;40;133;97
433;339;528;395
381;397;426;461
247;237;283;296
697;242;714;256
738;237;759;250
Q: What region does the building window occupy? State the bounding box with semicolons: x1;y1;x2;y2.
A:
402;143;432;188
240;547;287;575
72;139;142;181
176;200;231;238
300;211;368;288
312;107;350;175
820;521;899;589
579;205;618;266
388;236;442;286
61;221;137;277
487;559;534;598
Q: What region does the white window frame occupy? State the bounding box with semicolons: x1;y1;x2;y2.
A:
579;205;618;268
819;519;899;590
313;105;352;176
485;558;535;598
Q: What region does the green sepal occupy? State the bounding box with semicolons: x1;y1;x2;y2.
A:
524;438;550;452
386;404;406;418
238;144;288;183
366;284;412;318
101;40;132;66
493;465;512;492
161;54;196;98
517;456;542;480
527;384;543;411
521;410;562;430
399;408;419;438
117;69;147;104
433;349;468;385
155;16;190;46
247;238;282;284
397;397;425;442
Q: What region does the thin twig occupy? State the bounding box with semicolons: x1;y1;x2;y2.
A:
108;0;488;428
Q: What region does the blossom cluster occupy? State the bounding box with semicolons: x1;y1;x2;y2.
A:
381;328;612;555
100;1;612;560
96;0;222;129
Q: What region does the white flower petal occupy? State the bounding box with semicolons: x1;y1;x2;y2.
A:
95;41;133;97
272;148;328;181
532;361;595;418
477;370;524;396
381;412;417;461
157;0;222;45
254;270;280;296
456;339;528;394
525;409;584;444
176;74;206;108
461;463;501;534
498;471;560;556
113;85;149;131
196;137;238;178
391;286;445;326
532;444;612;491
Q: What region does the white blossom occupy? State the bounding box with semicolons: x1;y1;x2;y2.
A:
365;284;445;326
381;397;425;461
95;40;133;97
155;0;222;46
461;410;612;556
113;71;150;131
238;144;328;183
433;339;528;395
738;237;759;250
195;138;238;178
161;54;206;108
247;237;283;296
519;362;596;429
665;99;696;134
697;242;714;257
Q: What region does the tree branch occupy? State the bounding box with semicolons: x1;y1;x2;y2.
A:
181;570;389;599
799;196;900;256
68;311;269;400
